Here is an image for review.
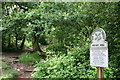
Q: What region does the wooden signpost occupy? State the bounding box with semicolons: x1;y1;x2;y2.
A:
90;28;108;79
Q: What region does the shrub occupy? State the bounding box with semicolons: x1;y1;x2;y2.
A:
19;52;42;65
0;57;6;63
24;40;32;48
32;44;115;78
0;58;11;70
46;43;67;55
0;70;18;79
1;62;11;70
32;55;97;78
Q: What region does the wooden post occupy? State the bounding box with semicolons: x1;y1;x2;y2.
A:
90;28;108;80
97;67;104;80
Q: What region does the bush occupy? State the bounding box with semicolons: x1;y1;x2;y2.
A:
19;52;42;65
0;58;11;70
32;44;115;78
46;43;67;55
109;53;120;78
1;62;11;70
0;70;18;79
32;55;97;78
24;40;32;48
0;57;4;61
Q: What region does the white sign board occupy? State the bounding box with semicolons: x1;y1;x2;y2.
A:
90;28;108;68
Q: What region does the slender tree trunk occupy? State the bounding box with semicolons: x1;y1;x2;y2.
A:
32;36;42;52
15;33;18;49
8;34;11;48
20;37;25;50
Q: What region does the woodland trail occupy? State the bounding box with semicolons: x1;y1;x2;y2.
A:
2;48;34;79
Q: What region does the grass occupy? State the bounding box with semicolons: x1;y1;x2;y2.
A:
19;52;42;65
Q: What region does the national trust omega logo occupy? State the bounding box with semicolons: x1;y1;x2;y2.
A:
91;28;106;43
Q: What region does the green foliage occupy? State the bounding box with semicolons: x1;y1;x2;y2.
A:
0;57;5;61
46;43;67;55
109;53;120;78
24;40;32;48
1;62;11;70
32;45;114;78
2;2;120;78
0;58;11;70
19;52;41;65
32;54;88;78
104;68;115;78
0;58;18;79
0;70;18;79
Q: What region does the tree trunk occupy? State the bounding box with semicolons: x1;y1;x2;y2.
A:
32;36;42;52
15;33;18;49
8;34;11;48
20;37;25;50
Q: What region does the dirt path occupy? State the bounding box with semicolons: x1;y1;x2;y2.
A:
2;49;34;78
